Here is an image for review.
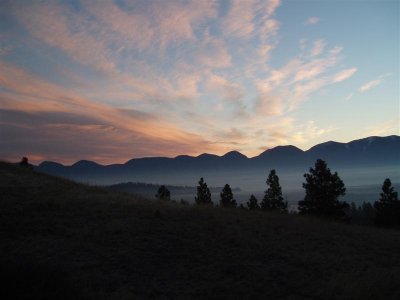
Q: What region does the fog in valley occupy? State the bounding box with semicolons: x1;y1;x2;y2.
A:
90;165;400;208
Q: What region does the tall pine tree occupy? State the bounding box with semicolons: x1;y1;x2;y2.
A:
220;184;237;207
247;194;260;210
195;177;212;205
261;169;287;213
374;178;400;227
298;159;348;219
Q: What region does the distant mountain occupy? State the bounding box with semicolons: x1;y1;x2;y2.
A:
36;135;400;184
253;145;305;166
221;151;248;160
306;136;400;165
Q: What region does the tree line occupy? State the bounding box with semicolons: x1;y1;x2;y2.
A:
156;158;400;228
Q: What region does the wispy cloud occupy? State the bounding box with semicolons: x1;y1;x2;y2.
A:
244;118;334;156
214;127;247;141
82;0;218;51
11;0;219;93
255;80;284;116
345;93;354;101
197;35;232;68
365;119;400;136
205;73;244;103
223;0;256;37
310;39;326;57
254;43;350;113
14;2;116;73
343;73;388;100
222;0;280;38
0;62;221;164
332;68;358;83
291;121;335;146
305;17;320;25
2;0;391;163
359;78;383;92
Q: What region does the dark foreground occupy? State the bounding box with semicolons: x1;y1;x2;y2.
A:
1;162;399;299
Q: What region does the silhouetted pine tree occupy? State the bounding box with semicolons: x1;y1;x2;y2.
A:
155;185;170;201
374;178;400;227
298;159;348;219
195;177;212;205
220;184;237;207
261;169;287;213
247;194;260;210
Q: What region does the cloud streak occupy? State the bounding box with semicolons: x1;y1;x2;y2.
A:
333;68;358;83
254;42;357;114
2;0;394;164
310;39;326;57
305;17;320;25
359;78;383;92
0;62;221;164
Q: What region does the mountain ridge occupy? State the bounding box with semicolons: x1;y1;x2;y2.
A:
35;135;400;184
38;135;399;167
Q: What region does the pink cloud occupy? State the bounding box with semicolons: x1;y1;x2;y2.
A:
0;62;223;164
81;0;155;51
83;0;217;51
332;68;357;83
223;0;280;38
12;0;218;82
255;81;284;116
223;0;256;37
1;0;370;162
197;36;232;68
262;0;281;16
214;127;246;141
310;39;326;57
205;73;243;103
14;2;116;73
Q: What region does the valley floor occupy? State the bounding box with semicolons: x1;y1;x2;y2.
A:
1;162;400;299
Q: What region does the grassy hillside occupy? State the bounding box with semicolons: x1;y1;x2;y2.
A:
1;162;400;299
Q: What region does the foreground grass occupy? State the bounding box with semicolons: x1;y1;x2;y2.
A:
1;162;400;299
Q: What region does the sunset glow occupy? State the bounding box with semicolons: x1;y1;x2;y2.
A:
0;0;398;164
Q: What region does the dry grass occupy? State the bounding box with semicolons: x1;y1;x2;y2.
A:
1;162;400;299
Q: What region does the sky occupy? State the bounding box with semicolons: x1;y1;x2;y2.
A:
0;0;399;165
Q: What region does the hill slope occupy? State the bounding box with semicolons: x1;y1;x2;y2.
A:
1;162;400;299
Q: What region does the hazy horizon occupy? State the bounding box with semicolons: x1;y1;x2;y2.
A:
92;166;400;209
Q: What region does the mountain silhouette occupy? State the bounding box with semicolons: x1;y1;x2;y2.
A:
306;136;400;165
222;151;248;160
253;145;305;166
36;135;400;183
